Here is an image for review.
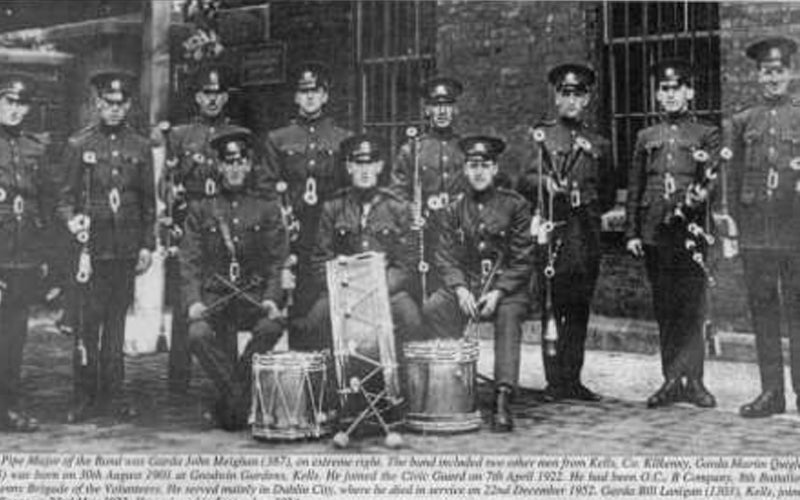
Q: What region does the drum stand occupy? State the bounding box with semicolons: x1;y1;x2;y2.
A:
326;253;404;449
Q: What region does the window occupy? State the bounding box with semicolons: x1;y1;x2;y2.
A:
355;1;436;154
602;2;721;188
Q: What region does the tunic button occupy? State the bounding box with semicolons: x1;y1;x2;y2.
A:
309;143;316;150
232;201;238;208
309;126;316;133
112;150;120;158
478;241;486;252
110;134;116;140
667;153;673;161
112;168;120;176
232;218;240;225
233;236;240;243
443;156;448;162
478;204;484;211
669;138;675;145
769;127;776;135
443;172;449;179
771;109;777;116
670;125;677;131
309;159;316;167
362;241;369;248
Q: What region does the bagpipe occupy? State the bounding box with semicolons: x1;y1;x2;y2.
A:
665;145;738;357
666;146;738;285
527;126;565;359
405;126;429;299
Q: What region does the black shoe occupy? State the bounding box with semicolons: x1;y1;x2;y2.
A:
740;390;785;418
646;378;681;408
541;384;565;403
684;378;716;408
491;386;513;432
565;383;602;402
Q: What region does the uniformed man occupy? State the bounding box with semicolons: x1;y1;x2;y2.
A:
157;63;240;392
59;69;155;421
518;63;615;403
262;62;353;340
301;134;422;353
625;58;719;409
0;73;54;432
731;37;800;418
180;127;287;430
390;76;466;299
424;136;534;432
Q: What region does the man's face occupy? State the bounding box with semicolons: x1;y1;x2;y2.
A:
655;81;692;114
195;90;228;118
96;93;131;126
347;159;384;190
463;157;497;192
295;87;328;117
0;95;30;127
555;89;590;120
219;154;252;189
758;61;791;99
426;103;456;129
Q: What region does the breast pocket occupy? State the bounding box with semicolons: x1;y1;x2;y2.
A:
282;143;309;180
744;128;765;169
203;224;225;257
333;224;355;253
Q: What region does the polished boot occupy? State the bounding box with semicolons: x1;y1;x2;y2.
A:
740;390;785;418
646;378;682;408
684;378;716;408
565;382;602;402
491;386;513;432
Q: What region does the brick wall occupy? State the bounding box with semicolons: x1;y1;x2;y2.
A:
436;0;603;184
434;1;783;331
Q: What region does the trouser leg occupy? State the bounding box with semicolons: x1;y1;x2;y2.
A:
742;250;784;392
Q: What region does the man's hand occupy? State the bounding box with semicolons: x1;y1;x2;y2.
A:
477;290;502;318
135;248;152;275
188;301;208;321
455;286;478;319
626;238;644;258
261;300;281;320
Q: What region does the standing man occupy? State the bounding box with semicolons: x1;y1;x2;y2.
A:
0;73;54;432
424;136;534;432
60;69;155;421
302;134;422;352
731;37;800;418
390;76;465;299
263;62;353;345
625;58;719;409
181;127;287;430
157;63;238;392
518;63;615;403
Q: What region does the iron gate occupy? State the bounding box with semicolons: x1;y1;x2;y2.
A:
355;0;436;156
603;1;721;188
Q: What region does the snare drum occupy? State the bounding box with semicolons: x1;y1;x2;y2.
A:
403;338;481;433
250;351;334;440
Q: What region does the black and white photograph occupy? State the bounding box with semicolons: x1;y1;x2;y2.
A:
1;1;800;494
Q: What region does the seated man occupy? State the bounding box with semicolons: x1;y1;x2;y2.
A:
423;135;534;432
179;126;287;430
299;134;423;353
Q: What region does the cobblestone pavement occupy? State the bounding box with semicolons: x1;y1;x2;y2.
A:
3;320;800;455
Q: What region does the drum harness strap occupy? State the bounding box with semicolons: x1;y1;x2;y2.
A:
203;198;264;315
